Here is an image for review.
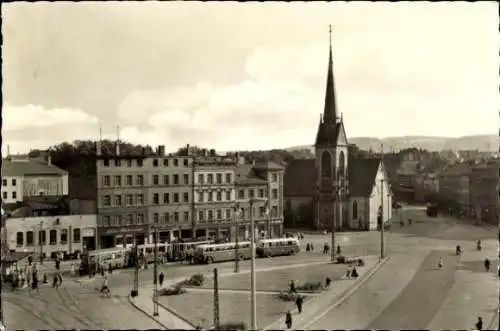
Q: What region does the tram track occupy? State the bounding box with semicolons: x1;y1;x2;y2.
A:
4;295;61;329
55;286;105;328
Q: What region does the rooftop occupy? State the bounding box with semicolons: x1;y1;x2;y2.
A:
2;158;67;177
234;164;268;186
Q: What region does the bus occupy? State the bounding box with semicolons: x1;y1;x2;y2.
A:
137;243;168;264
256;238;300;258
166;239;214;262
194;241;252;264
79;247;129;274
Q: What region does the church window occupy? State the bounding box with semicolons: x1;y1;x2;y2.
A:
338;151;346;178
352;200;358;220
321;151;332;177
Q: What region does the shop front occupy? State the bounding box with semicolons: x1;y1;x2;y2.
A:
98;226;148;249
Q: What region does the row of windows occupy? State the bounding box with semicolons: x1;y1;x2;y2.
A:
196;190;232;202
102;214;146;226
101;194;146;207
15;228;81;246
101;173;236;188
102;158;190;168
152;211;190;224
238;188;279;200
2;179;17;186
2;191;16;199
197;173;232;185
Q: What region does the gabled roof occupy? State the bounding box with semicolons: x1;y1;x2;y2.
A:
348;158;381;197
2;158;67;176
283;156;383;198
235;164;267;186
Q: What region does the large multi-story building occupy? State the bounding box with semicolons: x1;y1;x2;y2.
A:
438;162;470;215
96;145;285;248
1;155;68;205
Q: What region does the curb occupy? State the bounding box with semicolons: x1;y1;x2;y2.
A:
300;256;390;329
156;300;197;328
127;295;169;329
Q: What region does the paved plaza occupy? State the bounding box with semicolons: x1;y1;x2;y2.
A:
3;207;498;330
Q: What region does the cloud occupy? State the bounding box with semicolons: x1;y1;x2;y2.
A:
3;104;98;131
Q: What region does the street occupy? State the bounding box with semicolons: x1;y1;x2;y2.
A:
3;207;498;330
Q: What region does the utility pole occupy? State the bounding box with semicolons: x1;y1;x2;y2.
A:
153;227;159;316
234;204;240;273
380;143;386;260
131;234;139;297
249;199;257;330
331;180;337;262
39;221;44;264
213;268;220;329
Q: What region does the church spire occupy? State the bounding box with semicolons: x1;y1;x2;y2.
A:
323;24;337;124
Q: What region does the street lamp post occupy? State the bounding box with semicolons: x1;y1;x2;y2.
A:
248;198;265;330
233;204;241;273
153;227;159;316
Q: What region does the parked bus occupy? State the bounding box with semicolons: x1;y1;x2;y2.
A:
194;241;252;264
167;239;214;262
256;238;301;258
79;247;129;275
137;243;168;264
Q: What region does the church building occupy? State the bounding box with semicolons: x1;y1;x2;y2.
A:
284;27;393;231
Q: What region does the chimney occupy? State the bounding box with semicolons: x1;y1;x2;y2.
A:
238;156;246;165
142;147;147;156
186;144;190;156
48;154;52;166
116;126;121;156
157;145;165;156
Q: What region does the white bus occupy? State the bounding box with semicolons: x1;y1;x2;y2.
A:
137;243;168;264
167;239;214;262
194;241;252;264
256;238;300;258
86;247;129;270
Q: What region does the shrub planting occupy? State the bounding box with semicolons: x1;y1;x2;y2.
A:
157;284;186;296
296;281;323;291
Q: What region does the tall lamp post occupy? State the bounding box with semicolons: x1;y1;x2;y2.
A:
233;203;241;273
152;226;159;316
248;197;265;330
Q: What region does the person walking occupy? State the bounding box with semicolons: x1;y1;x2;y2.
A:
159;271;165;287
438;257;443;269
475;316;483;330
295;295;304;313
484;258;490;272
285;311;293;329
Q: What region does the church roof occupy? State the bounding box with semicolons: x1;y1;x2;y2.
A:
315;122;341;147
283;157;383;198
252;161;285;171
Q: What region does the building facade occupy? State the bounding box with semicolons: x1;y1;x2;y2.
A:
194;156;237;240
96;146;285;248
438;163;470;215
468;161;499;225
1;156;68;204
5;214;97;257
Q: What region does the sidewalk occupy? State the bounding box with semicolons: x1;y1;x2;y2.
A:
128;279;196;329
263;255;387;330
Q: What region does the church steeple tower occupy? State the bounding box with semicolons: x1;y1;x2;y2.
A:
323;24;338;124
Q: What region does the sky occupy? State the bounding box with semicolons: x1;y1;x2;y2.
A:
2;2;499;154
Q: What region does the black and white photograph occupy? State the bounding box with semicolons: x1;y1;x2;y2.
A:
1;2;499;330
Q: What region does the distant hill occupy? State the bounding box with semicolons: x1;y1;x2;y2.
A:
285;135;499;153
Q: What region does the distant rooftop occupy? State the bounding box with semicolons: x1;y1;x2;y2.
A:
2;157;67;177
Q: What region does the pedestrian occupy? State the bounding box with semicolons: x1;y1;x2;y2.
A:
289;280;296;293
52;274;59;288
57;272;63;286
285;311;292;329
351;267;359;279
438;257;443;269
159;271;164;287
475;316;483;330
325;277;331;288
484;258;490;272
306;243;310;252
295;295;304;313
310;243;314;251
55;259;60;270
32;273;39;292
